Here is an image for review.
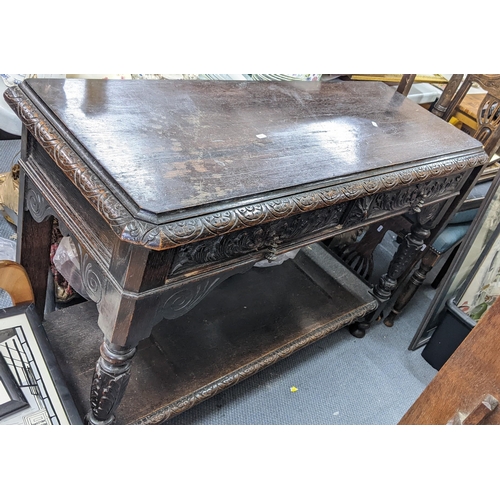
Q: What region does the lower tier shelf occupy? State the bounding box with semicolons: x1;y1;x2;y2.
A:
43;243;378;424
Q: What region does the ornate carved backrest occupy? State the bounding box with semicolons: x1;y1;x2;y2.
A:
434;74;500;158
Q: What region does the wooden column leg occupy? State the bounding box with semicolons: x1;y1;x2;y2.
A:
373;223;431;303
80;241;254;424
349;222;431;338
383;248;440;327
85;340;137;425
330;217;412;282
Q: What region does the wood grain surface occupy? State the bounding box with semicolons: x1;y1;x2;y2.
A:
23;79;481;218
399;296;500;424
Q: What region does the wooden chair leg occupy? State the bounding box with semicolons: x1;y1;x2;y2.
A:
396;74;417;96
383;248;441;327
330;216;411;282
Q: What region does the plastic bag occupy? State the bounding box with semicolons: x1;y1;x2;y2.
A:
0;236;16;261
52;236;90;299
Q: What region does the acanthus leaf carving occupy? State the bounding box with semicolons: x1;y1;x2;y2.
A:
171;203;347;273
87;341;136;425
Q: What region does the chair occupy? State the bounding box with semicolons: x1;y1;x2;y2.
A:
329;75;500;327
0;260;34;305
383;74;500;327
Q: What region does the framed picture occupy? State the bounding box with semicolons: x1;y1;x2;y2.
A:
456;223;500;321
0;303;82;425
409;168;500;350
0;349;29;418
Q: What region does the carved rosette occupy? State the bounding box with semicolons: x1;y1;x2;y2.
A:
5;85;489;252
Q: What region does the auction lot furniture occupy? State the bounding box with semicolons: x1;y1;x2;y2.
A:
4;79;487;424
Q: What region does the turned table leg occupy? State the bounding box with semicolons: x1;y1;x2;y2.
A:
86;340;137;425
383;248;440;327
349;222;431;338
82;247;255;424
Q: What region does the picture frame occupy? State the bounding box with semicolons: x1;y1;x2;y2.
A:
409;168;500;350
455;222;500;321
0;349;29;419
0;303;82;425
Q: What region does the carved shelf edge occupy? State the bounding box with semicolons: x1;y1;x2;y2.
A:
5;85;489;251
39;242;380;424
171;172;467;275
132;300;377;425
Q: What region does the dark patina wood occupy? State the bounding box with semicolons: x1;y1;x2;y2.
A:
42;244;378;424
382;75;500;328
4;79;487;424
396;74;416;97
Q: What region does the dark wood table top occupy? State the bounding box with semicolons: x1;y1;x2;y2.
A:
5;79;487;250
19;80;482;210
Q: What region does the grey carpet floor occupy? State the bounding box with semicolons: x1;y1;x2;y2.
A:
0;138;437;424
161;234;438;425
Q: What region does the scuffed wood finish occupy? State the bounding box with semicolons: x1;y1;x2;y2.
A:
4;80;486;251
399;297;500;425
3;79;489;424
12;79;483;215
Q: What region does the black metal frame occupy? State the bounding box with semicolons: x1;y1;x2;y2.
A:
0;303;82;424
0;348;29;419
409;167;500;350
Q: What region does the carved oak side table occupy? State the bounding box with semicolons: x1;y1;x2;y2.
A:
4;79;487;424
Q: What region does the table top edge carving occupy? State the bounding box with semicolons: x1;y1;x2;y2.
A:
3;83;488;252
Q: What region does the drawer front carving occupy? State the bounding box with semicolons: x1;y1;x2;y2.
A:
171;202;348;275
342;172;466;229
171;172;466;275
